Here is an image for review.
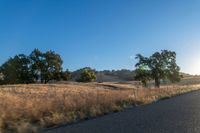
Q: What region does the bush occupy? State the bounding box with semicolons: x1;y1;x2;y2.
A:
77;69;96;82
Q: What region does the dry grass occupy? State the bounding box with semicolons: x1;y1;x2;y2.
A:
0;82;200;133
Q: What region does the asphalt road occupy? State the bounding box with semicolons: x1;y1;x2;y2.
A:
44;90;200;133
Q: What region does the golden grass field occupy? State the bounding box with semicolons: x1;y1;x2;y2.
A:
1;78;200;133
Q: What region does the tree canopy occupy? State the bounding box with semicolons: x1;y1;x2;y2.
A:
0;54;34;84
30;49;63;83
0;49;66;84
135;50;181;88
0;49;97;85
76;67;96;82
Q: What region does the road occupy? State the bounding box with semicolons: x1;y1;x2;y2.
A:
44;90;200;133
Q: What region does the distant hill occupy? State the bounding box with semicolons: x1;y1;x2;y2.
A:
96;69;135;82
179;72;195;78
71;68;135;82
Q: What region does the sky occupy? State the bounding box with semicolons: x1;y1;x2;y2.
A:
0;0;200;75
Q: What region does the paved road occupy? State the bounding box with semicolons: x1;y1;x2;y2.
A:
45;90;200;133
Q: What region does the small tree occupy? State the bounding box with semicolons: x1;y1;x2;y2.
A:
135;66;151;87
77;68;96;82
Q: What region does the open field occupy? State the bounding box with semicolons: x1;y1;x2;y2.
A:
1;79;200;133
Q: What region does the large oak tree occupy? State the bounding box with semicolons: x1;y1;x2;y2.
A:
135;50;181;88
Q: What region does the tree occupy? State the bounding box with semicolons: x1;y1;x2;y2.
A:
72;67;93;81
0;54;34;84
29;49;45;83
29;49;63;83
135;50;181;88
76;68;96;82
134;66;151;87
54;69;71;81
42;50;63;83
61;69;71;81
0;49;64;84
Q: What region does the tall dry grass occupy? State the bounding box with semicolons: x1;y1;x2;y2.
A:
0;83;200;133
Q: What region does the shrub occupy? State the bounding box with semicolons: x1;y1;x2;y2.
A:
77;69;96;82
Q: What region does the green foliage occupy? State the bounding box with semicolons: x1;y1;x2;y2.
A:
135;50;181;88
61;69;71;81
134;66;151;87
0;50;97;85
76;68;96;82
42;50;63;83
55;69;71;81
30;49;63;83
29;49;45;82
0;54;34;84
0;49;64;84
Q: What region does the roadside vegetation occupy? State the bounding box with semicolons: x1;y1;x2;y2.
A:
0;82;200;133
0;49;199;133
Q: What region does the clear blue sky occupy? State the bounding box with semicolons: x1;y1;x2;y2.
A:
0;0;200;74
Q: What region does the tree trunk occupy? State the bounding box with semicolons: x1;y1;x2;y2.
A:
155;78;160;88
